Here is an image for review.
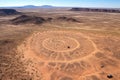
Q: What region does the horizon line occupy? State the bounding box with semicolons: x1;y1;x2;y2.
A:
0;5;120;9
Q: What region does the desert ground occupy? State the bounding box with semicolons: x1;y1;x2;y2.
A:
0;8;120;80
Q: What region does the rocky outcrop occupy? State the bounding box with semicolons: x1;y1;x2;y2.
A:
70;8;120;13
0;9;20;16
11;15;80;25
11;15;46;24
57;16;80;22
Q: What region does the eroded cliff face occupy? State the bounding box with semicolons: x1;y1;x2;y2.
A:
70;8;120;13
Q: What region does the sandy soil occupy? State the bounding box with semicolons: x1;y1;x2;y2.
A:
16;30;120;80
0;8;120;80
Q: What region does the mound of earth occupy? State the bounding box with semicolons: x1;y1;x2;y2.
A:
0;9;20;16
11;15;80;25
57;16;80;23
70;8;120;13
11;15;46;24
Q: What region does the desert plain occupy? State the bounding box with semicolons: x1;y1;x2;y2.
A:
0;8;120;80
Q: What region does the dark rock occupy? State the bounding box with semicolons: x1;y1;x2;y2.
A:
11;15;81;25
67;18;79;22
67;46;70;49
100;65;105;68
57;16;68;20
107;74;113;79
46;18;53;21
57;16;80;23
11;15;46;24
0;9;20;16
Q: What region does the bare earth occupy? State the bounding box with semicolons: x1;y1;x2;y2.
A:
0;8;120;80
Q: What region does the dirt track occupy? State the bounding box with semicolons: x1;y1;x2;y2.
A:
17;31;120;80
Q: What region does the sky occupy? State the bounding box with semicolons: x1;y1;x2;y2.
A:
0;0;120;8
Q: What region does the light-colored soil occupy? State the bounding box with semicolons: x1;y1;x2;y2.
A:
17;30;120;80
0;8;120;80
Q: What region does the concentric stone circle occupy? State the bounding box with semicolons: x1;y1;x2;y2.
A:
29;31;95;61
17;31;120;80
42;36;80;52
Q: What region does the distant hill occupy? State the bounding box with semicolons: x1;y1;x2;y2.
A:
0;9;21;16
0;5;55;8
40;5;54;8
21;5;54;8
22;5;38;8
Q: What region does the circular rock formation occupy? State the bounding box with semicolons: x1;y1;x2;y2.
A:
42;37;80;52
18;31;120;80
18;31;103;80
29;31;95;61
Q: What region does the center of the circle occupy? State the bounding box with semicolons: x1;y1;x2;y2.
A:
42;37;80;52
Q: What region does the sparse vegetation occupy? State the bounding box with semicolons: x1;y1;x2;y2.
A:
0;8;120;80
